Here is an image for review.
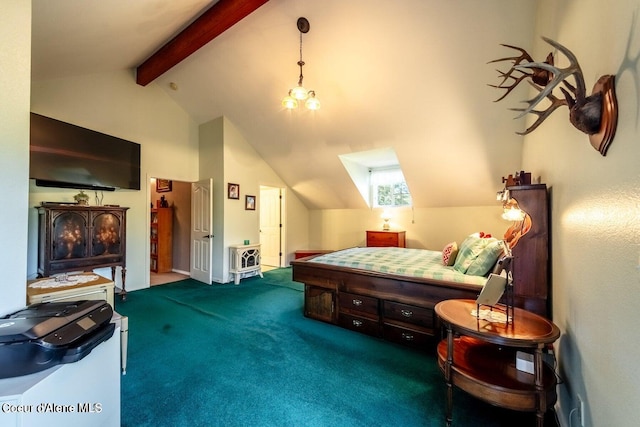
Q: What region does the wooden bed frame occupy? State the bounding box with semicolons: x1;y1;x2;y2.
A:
291;184;549;350
291;255;487;349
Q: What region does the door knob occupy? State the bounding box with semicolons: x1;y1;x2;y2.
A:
203;235;213;238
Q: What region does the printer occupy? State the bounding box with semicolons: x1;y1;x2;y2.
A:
0;300;115;379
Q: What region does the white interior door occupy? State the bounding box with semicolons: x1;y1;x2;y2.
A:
260;186;281;267
190;179;213;283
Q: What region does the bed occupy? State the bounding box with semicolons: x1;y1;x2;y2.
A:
297;246;492;286
292;185;550;349
291;236;509;349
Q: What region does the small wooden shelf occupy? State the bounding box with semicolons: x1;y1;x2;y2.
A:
150;208;172;273
436;336;557;412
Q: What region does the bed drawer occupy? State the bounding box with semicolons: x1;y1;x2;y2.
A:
338;291;379;317
383;324;432;348
339;313;381;337
383;301;434;329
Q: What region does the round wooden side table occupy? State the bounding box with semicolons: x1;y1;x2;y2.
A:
435;299;560;427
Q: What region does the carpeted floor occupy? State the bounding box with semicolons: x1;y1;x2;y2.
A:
115;268;548;426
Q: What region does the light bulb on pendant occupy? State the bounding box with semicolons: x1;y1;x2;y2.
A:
290;84;309;100
305;91;320;110
282;91;298;109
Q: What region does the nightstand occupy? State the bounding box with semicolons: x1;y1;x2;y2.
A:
366;230;406;247
435;299;560;427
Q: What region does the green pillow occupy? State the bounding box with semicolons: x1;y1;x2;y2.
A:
453;234;490;274
466;240;504;276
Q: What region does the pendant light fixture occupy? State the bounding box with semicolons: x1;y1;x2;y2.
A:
282;17;320;110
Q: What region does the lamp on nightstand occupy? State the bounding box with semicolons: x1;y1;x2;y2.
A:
501;196;532;250
502;197;526;221
381;210;391;230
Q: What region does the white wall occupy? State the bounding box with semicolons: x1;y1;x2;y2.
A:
284;188;309;262
309;206;507;251
222;117;262;281
0;2;31;314
526;1;640;426
29;70;200;292
200;116;310;283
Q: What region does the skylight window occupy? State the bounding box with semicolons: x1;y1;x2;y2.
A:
338;147;412;208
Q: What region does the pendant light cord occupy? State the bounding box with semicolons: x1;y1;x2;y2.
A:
297;32;305;86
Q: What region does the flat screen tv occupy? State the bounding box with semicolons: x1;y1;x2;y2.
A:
30;113;141;191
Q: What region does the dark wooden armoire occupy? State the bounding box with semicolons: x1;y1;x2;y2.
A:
37;203;129;296
505;184;550;318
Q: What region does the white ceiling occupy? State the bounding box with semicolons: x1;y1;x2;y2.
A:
31;0;536;209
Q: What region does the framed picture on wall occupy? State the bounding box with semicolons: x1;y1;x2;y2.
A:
228;183;240;199
245;195;256;210
156;179;172;192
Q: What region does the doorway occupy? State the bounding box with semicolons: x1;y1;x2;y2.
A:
259;185;283;269
149;177;191;286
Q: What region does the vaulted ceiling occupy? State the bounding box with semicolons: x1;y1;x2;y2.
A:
31;0;537;209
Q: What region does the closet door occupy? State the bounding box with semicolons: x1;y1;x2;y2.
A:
191;179;213;284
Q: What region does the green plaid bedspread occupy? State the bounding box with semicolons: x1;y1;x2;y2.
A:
309;247;487;286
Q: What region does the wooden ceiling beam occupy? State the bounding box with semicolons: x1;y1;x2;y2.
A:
136;0;269;86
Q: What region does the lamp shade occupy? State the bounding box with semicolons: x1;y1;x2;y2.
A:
502;198;526;221
282;94;298;109
305;91;320;110
290;85;309;100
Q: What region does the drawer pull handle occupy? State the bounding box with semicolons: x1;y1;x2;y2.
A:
352;319;363;327
401;309;413;318
401;333;414;341
352;299;363;306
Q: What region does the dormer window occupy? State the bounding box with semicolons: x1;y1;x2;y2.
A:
339;147;412;208
370;167;411;208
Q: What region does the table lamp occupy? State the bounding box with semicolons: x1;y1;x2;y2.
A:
381;210;391;230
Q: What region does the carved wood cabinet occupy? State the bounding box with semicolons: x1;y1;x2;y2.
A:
37;203;129;297
506;184;550;317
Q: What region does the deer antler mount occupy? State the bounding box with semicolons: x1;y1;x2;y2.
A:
489;37;618;156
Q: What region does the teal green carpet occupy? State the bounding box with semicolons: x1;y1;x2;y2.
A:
116;268;547;426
